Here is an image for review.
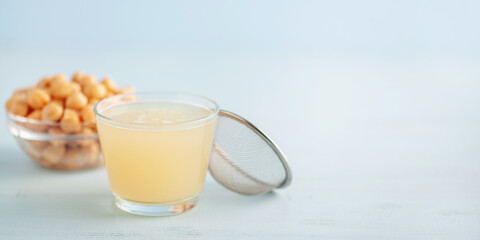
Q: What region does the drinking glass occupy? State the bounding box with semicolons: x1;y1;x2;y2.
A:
95;92;219;216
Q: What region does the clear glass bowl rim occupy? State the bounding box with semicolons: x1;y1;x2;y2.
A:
6;113;98;141
6;111;96;127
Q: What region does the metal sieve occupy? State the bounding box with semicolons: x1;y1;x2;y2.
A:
209;110;292;195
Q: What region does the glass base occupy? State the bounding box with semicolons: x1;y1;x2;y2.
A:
115;195;199;217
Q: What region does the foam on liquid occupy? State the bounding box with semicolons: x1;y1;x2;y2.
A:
101;100;212;125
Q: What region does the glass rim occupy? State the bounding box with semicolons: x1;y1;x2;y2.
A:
94;91;220;127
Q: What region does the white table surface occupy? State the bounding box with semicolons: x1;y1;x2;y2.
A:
1;1;480;238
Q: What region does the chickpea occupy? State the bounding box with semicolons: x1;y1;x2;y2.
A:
14;88;30;95
101;76;116;92
65;92;88;110
12;88;28;102
56;163;76;170
42;144;66;164
42;102;63;122
26;110;47;132
78;127;96;146
48;127;66;147
51;74;68;86
116;86;136;101
27;110;42;120
115;86;134;94
48;126;64;135
81;104;96;122
88;98;100;106
28;140;48;151
85;120;97;132
50;81;75;99
84;83;107;99
72;71;85;84
82;143;99;164
10;100;29;116
51;99;65;108
66;141;80;148
57;160;85;170
63;148;85;164
27;88;50;109
81;75;97;88
5;97;14;111
71;82;82;92
37;76;53;89
38;158;55;168
34;157;52;167
60;108;82;133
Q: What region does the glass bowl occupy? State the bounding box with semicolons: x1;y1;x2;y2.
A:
6;112;103;170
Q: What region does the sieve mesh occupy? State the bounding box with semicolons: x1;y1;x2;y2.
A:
208;110;292;195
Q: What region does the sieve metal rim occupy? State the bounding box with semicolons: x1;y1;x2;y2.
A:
215;110;292;189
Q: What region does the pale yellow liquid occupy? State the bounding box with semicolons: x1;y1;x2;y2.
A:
97;100;216;203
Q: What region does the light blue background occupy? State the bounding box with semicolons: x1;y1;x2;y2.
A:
1;1;480;238
1;0;479;55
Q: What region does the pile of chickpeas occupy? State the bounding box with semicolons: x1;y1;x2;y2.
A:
5;72;133;170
